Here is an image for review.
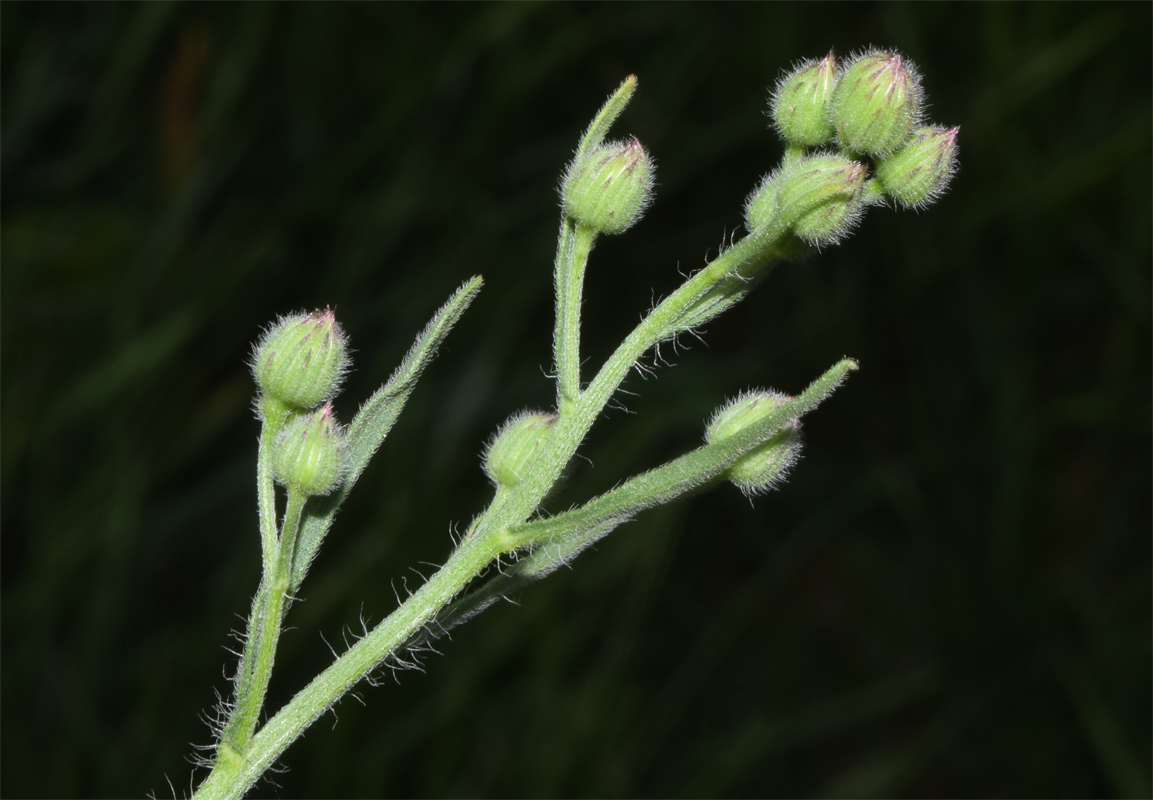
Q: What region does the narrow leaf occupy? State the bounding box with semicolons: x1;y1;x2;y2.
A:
576;75;637;159
510;358;859;551
290;276;484;590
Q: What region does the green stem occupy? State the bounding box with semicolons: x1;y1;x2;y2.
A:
198;219;790;798
414;360;858;646
510;358;858;550
555;223;597;413
479;219;789;539
256;399;288;571
220;486;306;753
192;531;508;800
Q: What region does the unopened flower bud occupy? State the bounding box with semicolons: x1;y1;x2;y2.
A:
830;51;923;156
563;137;654;235
273;403;346;496
771;51;838;147
744;170;782;233
775;154;868;245
876;125;959;208
706;390;802;496
483;411;558;492
254;308;349;410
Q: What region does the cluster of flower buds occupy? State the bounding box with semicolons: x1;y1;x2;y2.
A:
746;49;958;245
252;308;350;496
705;390;802;496
562;136;654;236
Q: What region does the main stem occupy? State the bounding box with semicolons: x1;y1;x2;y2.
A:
193;531;508;800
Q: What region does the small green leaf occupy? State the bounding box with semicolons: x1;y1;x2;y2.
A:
509;358;857;552
290;276;483;590
575;75;637;161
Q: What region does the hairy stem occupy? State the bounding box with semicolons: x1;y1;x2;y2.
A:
193;531;509;800
256;400;288;571
221;486;306;753
555;223;597;413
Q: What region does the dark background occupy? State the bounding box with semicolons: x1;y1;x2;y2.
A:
2;3;1149;798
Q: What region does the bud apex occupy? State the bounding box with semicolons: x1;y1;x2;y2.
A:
706;390;802;496
254;308;350;410
830;51;923;156
562;137;654;235
876;126;958;208
273;403;346;496
771;51;838;146
775;154;868;245
483;411;558;492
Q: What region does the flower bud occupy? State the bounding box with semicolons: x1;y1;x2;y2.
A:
483;410;558;492
875;125;958;208
830;51;923;157
706;390;802;496
273;403;346;496
775;154;868;245
744;170;781;232
254;308;349;410
771;51;838;147
562;137;654;235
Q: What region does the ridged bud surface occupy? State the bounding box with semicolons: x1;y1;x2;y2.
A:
772;51;838;146
744;171;781;232
706;390;802;496
254;308;349;410
563;137;654;235
876;126;959;208
775;155;868;245
273;403;346;496
831;52;923;157
484;411;558;491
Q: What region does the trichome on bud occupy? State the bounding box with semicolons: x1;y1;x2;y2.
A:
272;402;346;496
562;137;654;235
876;125;959;208
830;51;923;157
253;308;350;411
771;51;838;147
706;390;803;496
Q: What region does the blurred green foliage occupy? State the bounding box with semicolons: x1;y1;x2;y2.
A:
2;3;1149;797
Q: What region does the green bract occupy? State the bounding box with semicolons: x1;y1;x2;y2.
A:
772;51;838;147
273;403;346;496
775;154;868;245
562;137;654;235
830;51;923;157
706;391;802;495
484;411;558;492
254;308;349;410
876;125;959;208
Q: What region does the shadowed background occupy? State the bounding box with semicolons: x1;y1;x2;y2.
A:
2;3;1150;797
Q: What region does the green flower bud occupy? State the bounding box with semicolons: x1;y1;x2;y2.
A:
254;308;349;410
875;125;959;208
830;51;923;157
775;154;868;245
483;410;558;492
771;50;838;147
706;390;802;496
562;137;654;235
273;402;346;496
744;170;781;232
